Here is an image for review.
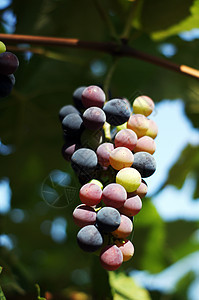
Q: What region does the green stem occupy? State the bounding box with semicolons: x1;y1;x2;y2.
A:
120;0;139;42
93;0;119;41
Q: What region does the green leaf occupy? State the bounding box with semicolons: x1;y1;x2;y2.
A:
151;0;199;40
162;144;199;199
109;272;151;300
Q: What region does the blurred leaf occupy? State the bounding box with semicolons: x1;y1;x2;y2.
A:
110;272;151;300
151;0;199;40
162;144;199;198
174;271;196;300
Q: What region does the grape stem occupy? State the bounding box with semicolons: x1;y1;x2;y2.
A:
1;33;199;80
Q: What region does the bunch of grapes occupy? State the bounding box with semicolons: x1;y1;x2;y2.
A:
0;41;19;99
59;85;158;271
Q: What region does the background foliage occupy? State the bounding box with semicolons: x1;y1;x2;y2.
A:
0;0;199;299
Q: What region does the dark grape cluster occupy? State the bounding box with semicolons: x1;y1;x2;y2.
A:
59;85;158;271
0;41;19;98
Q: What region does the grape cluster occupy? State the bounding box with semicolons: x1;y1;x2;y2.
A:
59;85;158;271
0;41;19;98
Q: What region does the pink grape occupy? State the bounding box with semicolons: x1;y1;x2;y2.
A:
96;143;114;167
145;119;158;139
133;136;156;155
127;179;148;199
79;183;102;206
109;147;134;170
112;214;133;239
102;183;127;208
119;195;142;217
115;239;134;262
82;85;106;108
127;114;149;138
114;129;137;151
100;245;123;271
73;204;96;227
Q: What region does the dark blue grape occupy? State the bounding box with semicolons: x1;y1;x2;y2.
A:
59;104;80;122
62;113;84;136
71;148;98;176
0;74;15;98
96;207;121;233
103;98;131;126
0;52;19;75
73;86;86;109
133;151;156;177
83;107;106;130
77;225;103;252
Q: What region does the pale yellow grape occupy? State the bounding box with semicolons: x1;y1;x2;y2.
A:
133;95;154;116
89;179;103;190
0;41;6;54
116;167;141;192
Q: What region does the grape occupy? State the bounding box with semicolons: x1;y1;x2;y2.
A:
103;98;131;126
133;95;154;116
127;114;149;138
96;142;114;167
0;74;15;98
133;152;156;177
59;104;80;122
115;239;134;262
102;183;127;208
62;113;83;136
145;119;158;139
96;207;121;233
100;245;123;271
133;136;156;155
62;142;78;161
79;182;102;206
116;167;141;192
71;148;98;177
80;128;103;150
0;52;19;75
109;147;134;170
127;179;148;198
73;86;86;109
89;179;103;189
73;204;96;227
119;195;142;217
77;225;103;252
112;214;133;239
83;107;106;130
0;41;6;54
114;129;137;151
82;85;106;108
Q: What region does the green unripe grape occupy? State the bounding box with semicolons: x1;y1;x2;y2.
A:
116;167;141;192
0;41;6;54
133;95;154;117
89;179;103;190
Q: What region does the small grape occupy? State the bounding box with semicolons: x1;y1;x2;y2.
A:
0;41;6;54
114;129;137;151
116;167;141;192
79;182;102;206
127;179;148;199
0;74;15;98
133;95;154;116
59;104;80;122
73;86;86;109
96;207;121;233
77;225;103;252
96;142;114;167
100;245;123;271
127;114;149;138
133;151;156;177
80;128;103;150
102;183;127;208
109;147;134;170
62;113;83;136
145;119;158;139
133;136;156;155
103;98;131;126
73;204;96;227
115;239;134;262
71;148;98;177
83;107;106;130
82;85;106;108
89;179;103;189
119;195;142;217
0;52;19;75
112;214;133;239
